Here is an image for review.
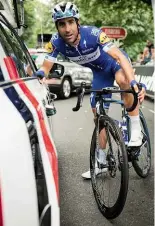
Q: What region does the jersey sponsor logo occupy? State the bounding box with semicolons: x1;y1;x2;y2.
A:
52;33;59;41
90;92;94;103
82;48;93;54
45;42;54;53
91;28;100;36
99;32;110;45
83;39;87;48
68;47;101;65
66;50;74;54
102;42;115;52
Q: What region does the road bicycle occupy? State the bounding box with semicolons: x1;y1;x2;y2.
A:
72;83;151;219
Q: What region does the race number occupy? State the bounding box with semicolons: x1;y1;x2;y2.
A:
45;42;54;53
99;32;110;44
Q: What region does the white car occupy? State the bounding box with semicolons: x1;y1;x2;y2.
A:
0;12;60;226
30;51;93;99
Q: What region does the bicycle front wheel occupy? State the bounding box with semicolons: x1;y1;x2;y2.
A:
132;110;151;178
90;115;129;219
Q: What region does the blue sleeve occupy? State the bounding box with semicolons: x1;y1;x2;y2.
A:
96;30;115;52
44;33;59;62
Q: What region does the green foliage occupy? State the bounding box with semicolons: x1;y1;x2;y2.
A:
22;0;154;60
73;0;154;59
21;0;36;47
21;0;56;47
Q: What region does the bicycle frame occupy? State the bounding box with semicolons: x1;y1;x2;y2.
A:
73;84;151;219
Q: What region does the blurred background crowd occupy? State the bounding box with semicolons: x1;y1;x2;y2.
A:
135;40;154;65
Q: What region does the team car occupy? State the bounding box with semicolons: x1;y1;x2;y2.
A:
0;10;60;226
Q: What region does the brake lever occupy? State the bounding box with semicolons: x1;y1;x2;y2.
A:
72;82;86;112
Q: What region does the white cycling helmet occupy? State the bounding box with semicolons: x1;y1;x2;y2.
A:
52;2;79;23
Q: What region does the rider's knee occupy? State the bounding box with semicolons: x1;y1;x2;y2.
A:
117;77;129;89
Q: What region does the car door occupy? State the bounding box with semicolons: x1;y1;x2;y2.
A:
0;13;60;226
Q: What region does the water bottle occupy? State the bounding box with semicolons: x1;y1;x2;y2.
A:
115;119;128;145
121;120;128;145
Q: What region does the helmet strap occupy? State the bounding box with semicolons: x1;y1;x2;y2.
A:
72;20;80;45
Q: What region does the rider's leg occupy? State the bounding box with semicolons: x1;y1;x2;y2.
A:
91;93;108;167
91;90;108;150
115;69;142;146
81;94;108;179
92;107;107;149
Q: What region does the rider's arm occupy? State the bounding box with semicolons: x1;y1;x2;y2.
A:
35;39;59;78
96;31;135;83
39;59;54;76
107;46;135;83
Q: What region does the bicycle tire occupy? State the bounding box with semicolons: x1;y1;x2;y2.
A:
132;110;151;178
90;115;129;219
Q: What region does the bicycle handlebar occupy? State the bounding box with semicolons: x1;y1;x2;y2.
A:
72;82;86;111
72;83;141;112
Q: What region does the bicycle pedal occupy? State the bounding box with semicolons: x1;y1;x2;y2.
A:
127;147;140;161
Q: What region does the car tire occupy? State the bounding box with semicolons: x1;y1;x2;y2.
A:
60;78;71;99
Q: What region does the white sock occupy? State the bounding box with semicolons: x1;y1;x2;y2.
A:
98;149;107;164
129;115;141;141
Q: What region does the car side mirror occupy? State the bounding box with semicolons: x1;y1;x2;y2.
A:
48;63;64;79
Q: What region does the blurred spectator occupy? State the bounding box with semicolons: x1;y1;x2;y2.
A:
136;51;144;64
146;40;154;55
145;45;154;66
141;47;151;64
151;45;154;60
140;40;154;65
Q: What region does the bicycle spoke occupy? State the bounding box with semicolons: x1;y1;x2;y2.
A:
93;125;124;208
132;111;151;178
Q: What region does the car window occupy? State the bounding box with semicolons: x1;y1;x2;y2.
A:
0;66;4;81
57;53;71;62
0;20;35;78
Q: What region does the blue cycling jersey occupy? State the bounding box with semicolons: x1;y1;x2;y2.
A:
45;25;129;107
46;26;118;70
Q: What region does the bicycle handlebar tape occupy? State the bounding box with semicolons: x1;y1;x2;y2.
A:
130;80;138;88
126;88;138;113
73;88;85;111
34;70;45;79
72;94;81;111
76;87;83;95
139;83;147;91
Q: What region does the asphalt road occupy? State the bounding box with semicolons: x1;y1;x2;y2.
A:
52;94;154;226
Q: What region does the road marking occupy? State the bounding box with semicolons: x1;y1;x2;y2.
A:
79;128;83;130
149;109;155;114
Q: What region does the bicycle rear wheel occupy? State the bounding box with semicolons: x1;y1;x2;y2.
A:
132;110;151;178
90;115;129;219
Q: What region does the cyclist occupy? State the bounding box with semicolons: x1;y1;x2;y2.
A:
35;2;146;179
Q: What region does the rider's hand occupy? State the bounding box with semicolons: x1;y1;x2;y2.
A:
33;70;45;79
130;80;146;103
138;83;146;103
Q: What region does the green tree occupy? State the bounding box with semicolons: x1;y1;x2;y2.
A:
21;0;37;47
22;0;56;47
22;0;154;60
73;0;154;59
